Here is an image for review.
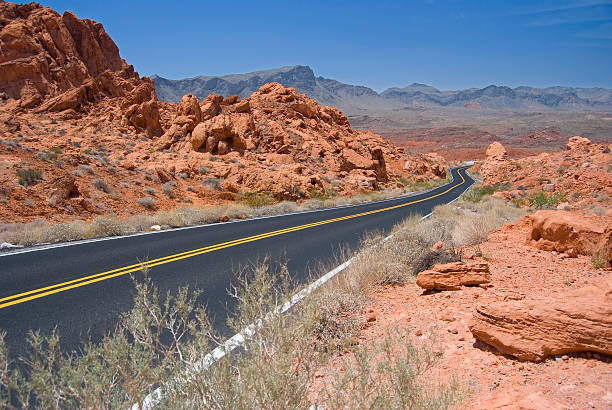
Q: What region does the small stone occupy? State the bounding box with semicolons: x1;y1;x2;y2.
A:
415;329;423;336
561;355;568;361
367;314;376;323
431;241;444;251
219;215;229;222
448;328;458;334
149;225;161;231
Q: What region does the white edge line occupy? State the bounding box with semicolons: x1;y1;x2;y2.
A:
132;168;470;409
1;169;461;258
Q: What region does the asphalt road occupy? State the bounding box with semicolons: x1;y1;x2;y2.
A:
0;167;473;358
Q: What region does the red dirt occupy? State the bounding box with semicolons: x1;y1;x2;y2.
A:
310;218;612;409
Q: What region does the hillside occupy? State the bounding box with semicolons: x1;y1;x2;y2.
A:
0;2;447;226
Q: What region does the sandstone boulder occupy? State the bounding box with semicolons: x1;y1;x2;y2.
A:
479;141;513;186
416;261;491;291
526;210;611;265
469;279;612;361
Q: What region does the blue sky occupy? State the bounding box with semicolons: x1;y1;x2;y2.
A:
37;0;612;91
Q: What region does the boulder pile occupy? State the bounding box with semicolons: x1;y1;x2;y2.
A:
473;138;612;210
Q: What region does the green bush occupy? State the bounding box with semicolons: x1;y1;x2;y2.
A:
16;168;43;187
463;184;501;202
527;190;567;210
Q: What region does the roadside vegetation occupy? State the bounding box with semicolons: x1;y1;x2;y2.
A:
0;172;451;247
0;195;523;408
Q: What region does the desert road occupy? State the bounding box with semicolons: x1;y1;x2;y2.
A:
0;167;473;357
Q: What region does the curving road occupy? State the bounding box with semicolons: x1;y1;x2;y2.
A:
0;167;473;357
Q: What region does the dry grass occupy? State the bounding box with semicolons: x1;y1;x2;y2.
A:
1;176;454;247
0;262;460;409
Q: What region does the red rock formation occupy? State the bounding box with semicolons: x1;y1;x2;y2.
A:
526;210;611;265
0;2;449;223
478;141;515;186
469;279;612;361
0;1;161;135
416;261;491;290
471;137;612;211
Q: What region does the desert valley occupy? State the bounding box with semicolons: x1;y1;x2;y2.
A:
0;1;610;409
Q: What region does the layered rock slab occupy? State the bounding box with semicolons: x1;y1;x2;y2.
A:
469;279;612;361
526;210;611;265
416;261;491;291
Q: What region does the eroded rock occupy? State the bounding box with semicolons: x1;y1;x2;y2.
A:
526;210;611;265
469;279;612;362
416;261;491;291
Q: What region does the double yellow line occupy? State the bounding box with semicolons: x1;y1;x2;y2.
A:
0;170;467;310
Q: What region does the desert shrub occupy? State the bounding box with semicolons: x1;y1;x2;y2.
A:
198;165;209;174
591;251;609;269
162;181;176;198
91;178;110;193
527;190;567;210
462;183;500;202
143;186;156;196
0;186;9;203
16;168;43;187
202;178;222;191
38;220;87;244
78;164;95;175
411;249;461;275
176;172;188;179
236;191;277;208
85;216;127;238
452;214;498;246
71;169;84;177
603;147;611;154
311;288;364;352
136;197;156;210
252;201;299;217
186;185;195;192
36;150;57;162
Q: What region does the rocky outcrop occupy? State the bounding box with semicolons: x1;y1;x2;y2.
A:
469;279;612;362
152;82;436;197
566;136;591;152
526;210;611;265
416;261;491;291
0;2;161;134
478;141;514;186
471;137;612;211
403;152;447;181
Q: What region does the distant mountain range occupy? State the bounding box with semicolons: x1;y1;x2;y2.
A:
152;65;612;114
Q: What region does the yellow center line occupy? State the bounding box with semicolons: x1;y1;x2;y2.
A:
0;170;467;310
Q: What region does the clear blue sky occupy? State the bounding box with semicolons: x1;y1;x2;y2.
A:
37;0;612;91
